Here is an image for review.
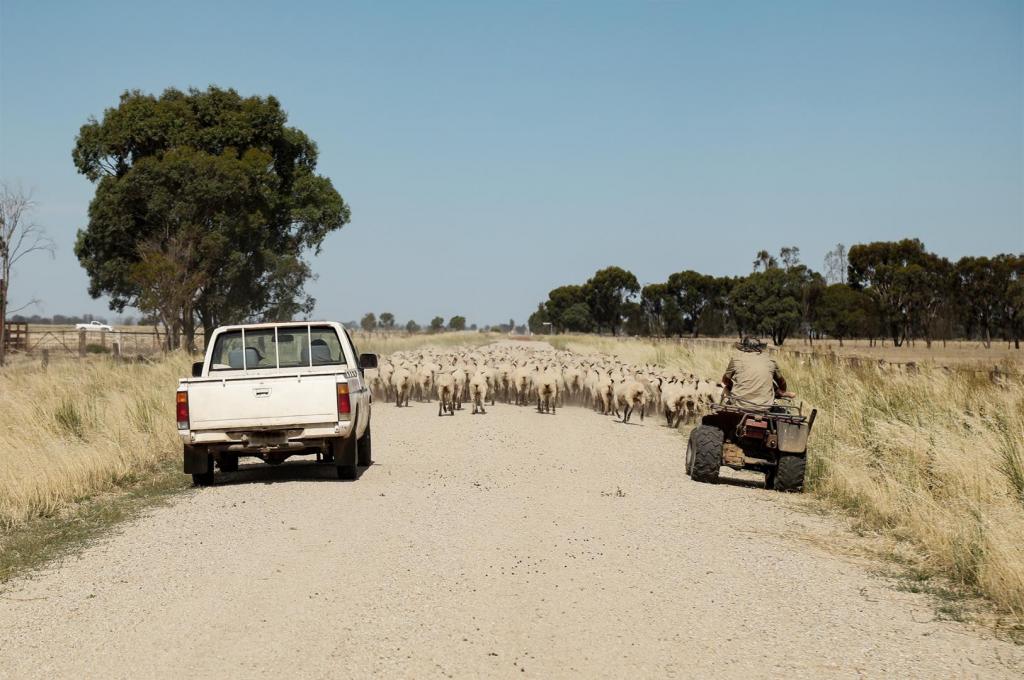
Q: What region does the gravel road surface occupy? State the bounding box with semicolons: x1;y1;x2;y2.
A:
1;399;1021;679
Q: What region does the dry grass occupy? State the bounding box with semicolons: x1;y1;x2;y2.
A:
0;354;192;531
550;334;1024;626
352;330;498;355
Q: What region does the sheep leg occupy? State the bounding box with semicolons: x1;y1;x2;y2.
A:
640;404;645;422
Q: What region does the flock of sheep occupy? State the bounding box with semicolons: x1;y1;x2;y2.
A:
365;344;724;427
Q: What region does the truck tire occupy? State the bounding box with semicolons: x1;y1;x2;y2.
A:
192;453;215;487
689;425;723;484
334;436;358;480
357;425;372;466
774;454;806;492
184;445;214;486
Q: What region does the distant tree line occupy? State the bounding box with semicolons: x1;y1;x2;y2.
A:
9;313;113;326
356;312;477;334
528;241;1024;348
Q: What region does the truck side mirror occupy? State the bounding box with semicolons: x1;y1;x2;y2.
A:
359;353;378;369
191;362;204;378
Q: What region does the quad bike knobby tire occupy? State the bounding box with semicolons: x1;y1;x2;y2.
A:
687;425;723;484
774;454;806;492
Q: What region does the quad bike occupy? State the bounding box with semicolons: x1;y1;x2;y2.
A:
685;399;817;492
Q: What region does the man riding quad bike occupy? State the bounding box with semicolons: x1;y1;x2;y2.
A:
685;337;817;491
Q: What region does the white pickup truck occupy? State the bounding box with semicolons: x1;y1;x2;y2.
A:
176;321;377;485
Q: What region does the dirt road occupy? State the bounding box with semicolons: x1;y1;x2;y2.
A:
1;400;1021;678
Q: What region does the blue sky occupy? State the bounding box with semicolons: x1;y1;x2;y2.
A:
1;0;1021;326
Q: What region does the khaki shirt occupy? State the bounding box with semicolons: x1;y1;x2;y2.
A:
723;353;780;408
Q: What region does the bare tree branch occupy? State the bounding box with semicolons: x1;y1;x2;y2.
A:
1;182;55;366
7;297;42;315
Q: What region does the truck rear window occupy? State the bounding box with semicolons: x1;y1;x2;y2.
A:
209;325;346;371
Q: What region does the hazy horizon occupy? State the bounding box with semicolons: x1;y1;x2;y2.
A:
2;0;1021;327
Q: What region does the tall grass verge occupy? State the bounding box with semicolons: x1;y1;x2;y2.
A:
552;334;1024;625
0;353;192;531
353;330;497;355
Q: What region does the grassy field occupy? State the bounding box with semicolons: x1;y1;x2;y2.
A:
550;334;1024;627
584;335;1023;370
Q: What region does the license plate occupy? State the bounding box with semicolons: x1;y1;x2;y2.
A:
249;434;285;447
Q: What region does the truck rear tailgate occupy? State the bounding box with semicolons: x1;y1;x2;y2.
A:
188;373;340;431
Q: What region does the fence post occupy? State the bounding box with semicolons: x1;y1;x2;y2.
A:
78;330;86;357
41;348;49;369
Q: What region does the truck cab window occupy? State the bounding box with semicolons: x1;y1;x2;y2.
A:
309;326;345;366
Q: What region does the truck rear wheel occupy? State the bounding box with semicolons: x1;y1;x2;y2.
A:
357;425;372;466
192;454;214;487
334;436;358;480
774;454;806;492
688;425;723;484
184;445;214;486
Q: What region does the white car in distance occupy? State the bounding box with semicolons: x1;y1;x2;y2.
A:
75;320;113;332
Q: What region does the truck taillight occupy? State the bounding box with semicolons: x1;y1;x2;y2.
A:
176;391;189;430
337;383;351;417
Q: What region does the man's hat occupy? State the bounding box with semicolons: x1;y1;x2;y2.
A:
735;337;766;352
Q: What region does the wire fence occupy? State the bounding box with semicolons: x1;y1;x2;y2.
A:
2;327;204;360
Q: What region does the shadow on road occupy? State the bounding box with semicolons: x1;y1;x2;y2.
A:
209;459;373;486
715;472;768;491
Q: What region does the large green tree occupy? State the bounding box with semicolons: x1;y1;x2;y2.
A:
544;284;586;332
955;255;1008;348
847;239;930;346
729;268;803;345
666;270;718;337
1000;254;1024;349
584;266;639;335
640;282;675;337
73;87;349;348
560;302;595;333
816;284;870;346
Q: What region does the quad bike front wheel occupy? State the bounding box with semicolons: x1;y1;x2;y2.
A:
687;425;723;484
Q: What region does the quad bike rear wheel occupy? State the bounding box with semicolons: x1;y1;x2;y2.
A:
687;425;723;484
774;454;806;492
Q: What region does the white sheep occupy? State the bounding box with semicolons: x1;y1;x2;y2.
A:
435;371;455;416
391;366;412;407
469;370;489;415
535;367;559;414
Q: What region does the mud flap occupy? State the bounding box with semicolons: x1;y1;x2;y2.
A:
183;444;210;473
